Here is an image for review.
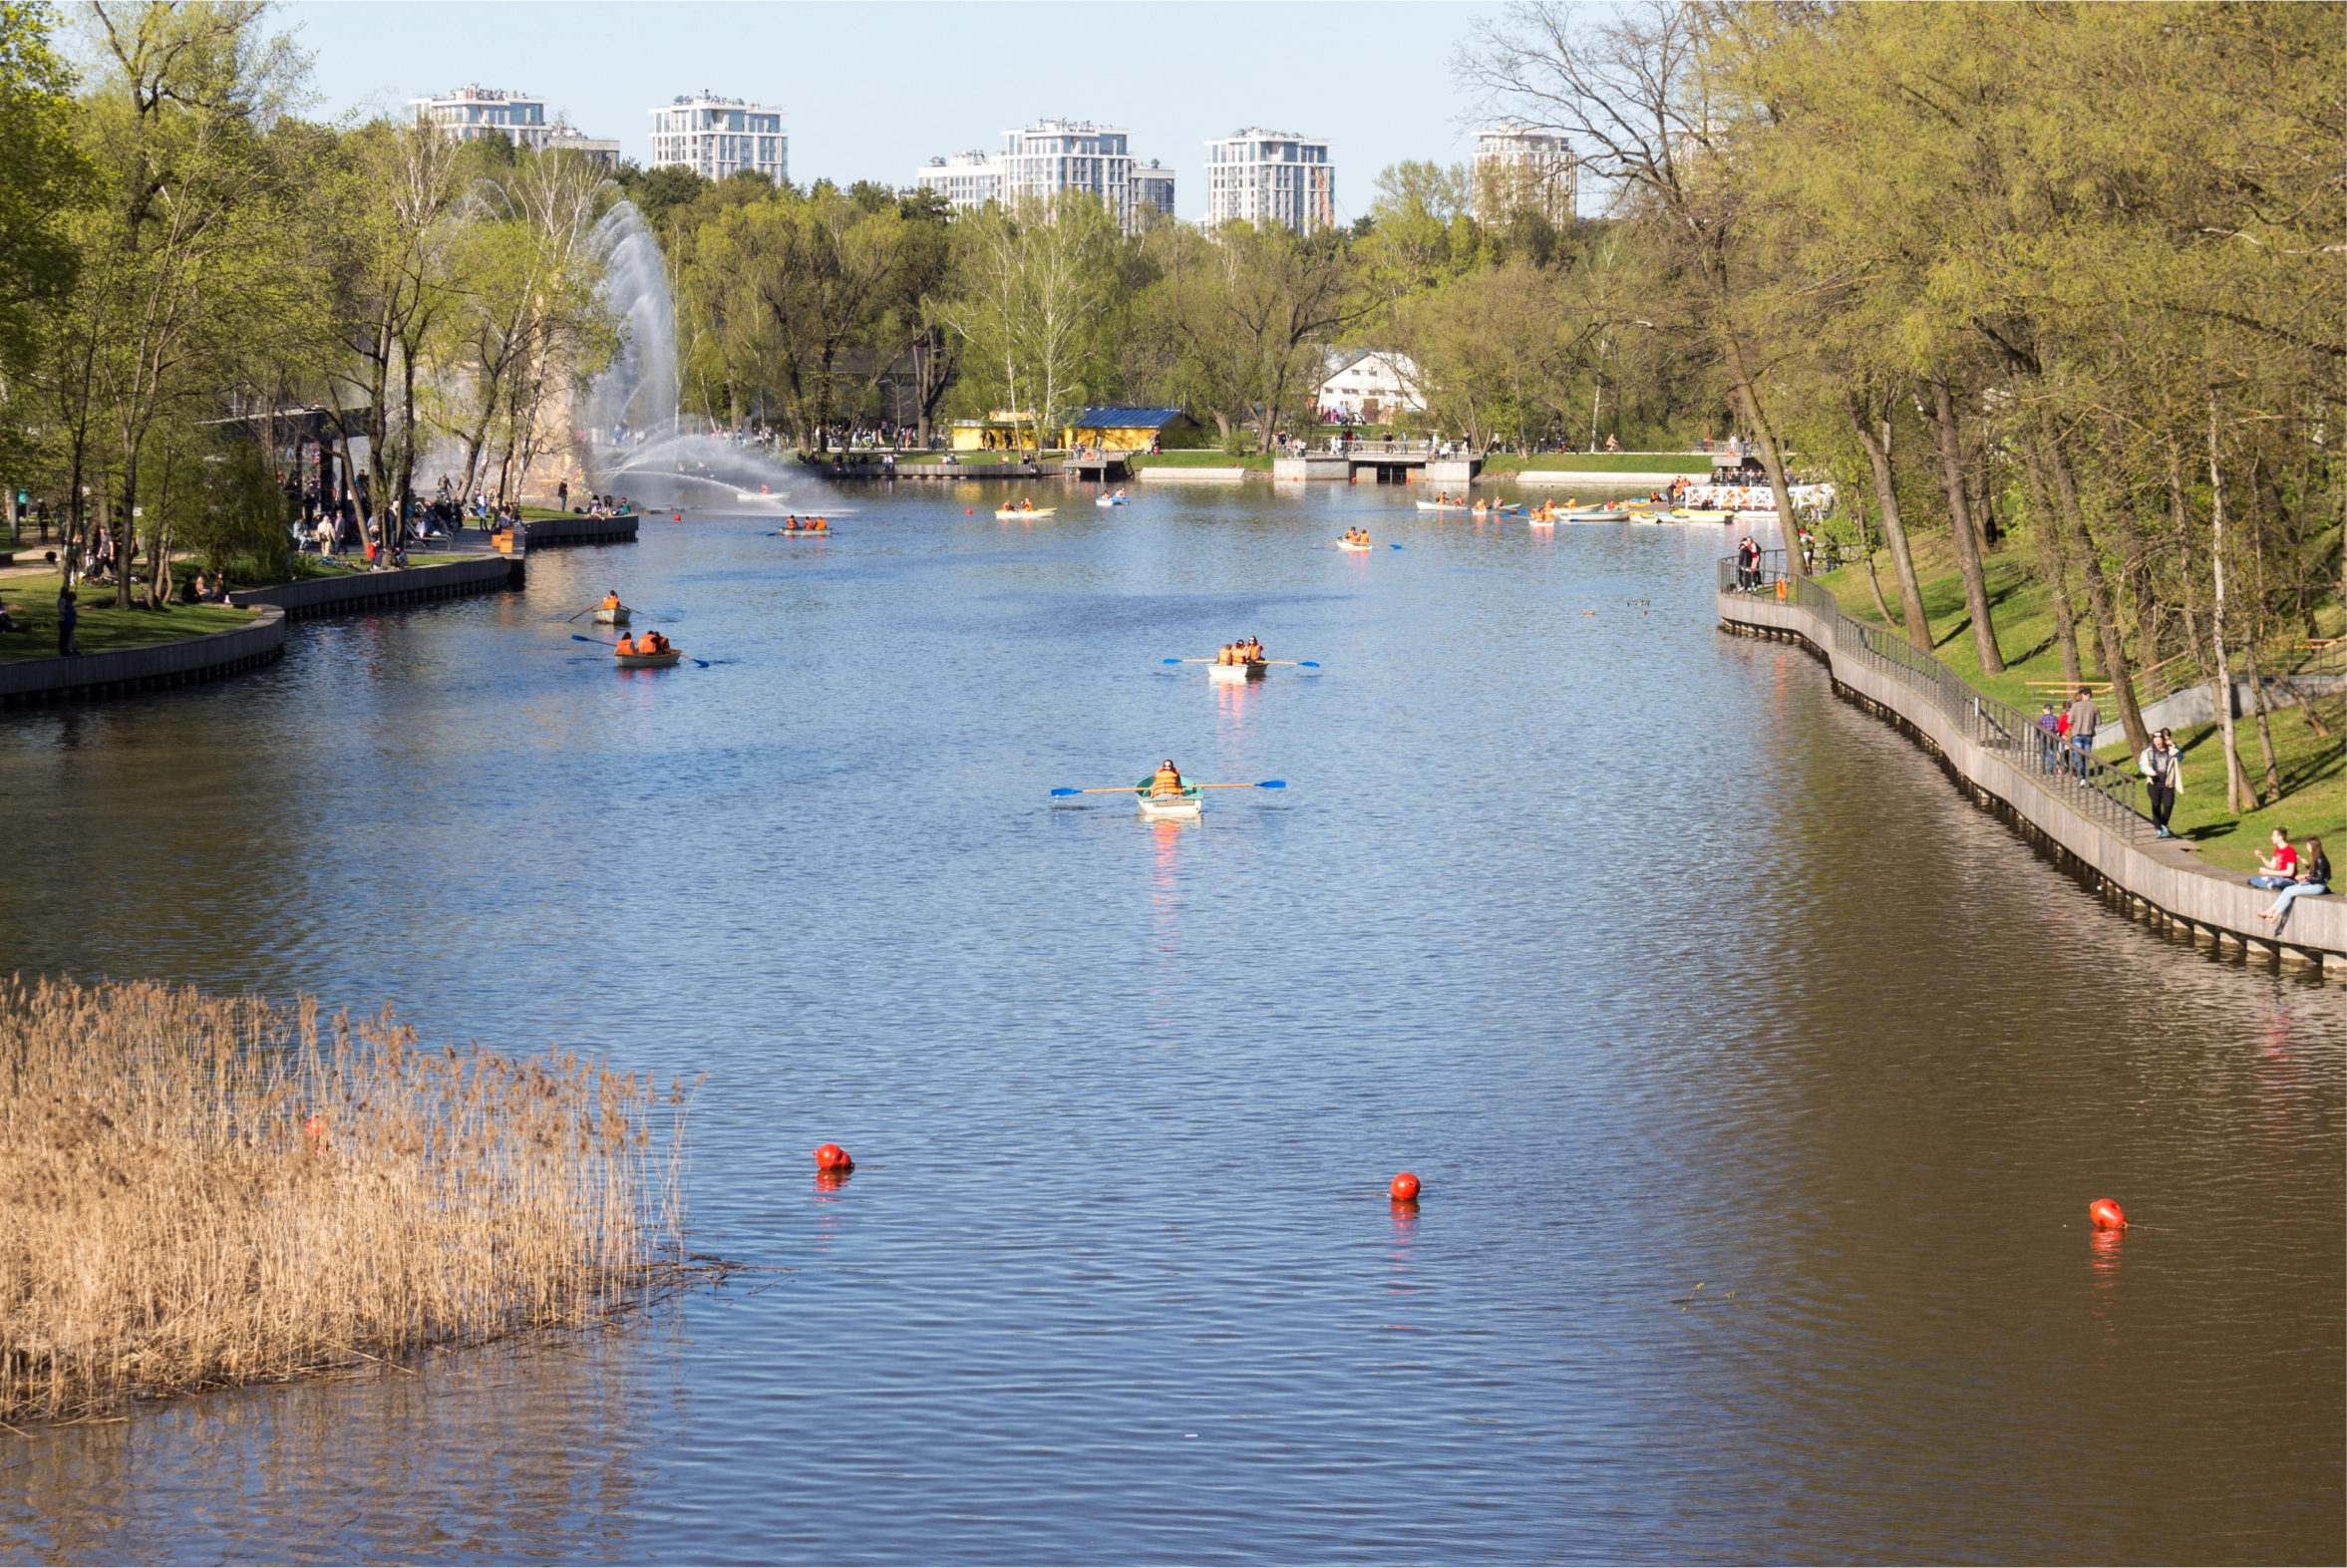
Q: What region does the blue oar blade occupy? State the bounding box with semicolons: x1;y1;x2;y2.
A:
1162;658;1181;664
1389;542;1404;549
1300;660;1320;667
1255;780;1286;789
1049;787;1080;797
571;634;597;642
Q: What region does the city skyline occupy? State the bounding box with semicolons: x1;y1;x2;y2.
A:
273;0;1513;223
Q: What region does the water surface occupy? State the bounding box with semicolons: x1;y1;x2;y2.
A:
1;482;2338;1563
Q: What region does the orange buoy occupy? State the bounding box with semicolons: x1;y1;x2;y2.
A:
814;1142;853;1172
965;507;974;514
672;511;682;521
1390;1171;1421;1203
2089;1197;2127;1230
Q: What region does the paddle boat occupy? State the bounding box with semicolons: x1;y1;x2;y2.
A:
614;648;683;669
592;604;632;626
996;504;1057;520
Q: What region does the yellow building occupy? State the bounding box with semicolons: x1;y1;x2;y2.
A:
950;411;1040;452
1060;407;1204;452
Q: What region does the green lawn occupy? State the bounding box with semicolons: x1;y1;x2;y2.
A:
1131;452;1271;470
0;571;258;663
1812;535;2342;872
1490;453;1716;474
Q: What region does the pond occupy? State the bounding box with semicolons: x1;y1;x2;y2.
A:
0;479;2337;1563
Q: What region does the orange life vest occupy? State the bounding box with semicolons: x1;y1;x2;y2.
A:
1152;766;1182;797
614;635;635;655
601;593;620;609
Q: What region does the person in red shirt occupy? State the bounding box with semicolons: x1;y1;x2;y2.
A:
2250;828;2300;890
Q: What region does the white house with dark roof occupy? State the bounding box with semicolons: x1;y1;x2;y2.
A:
1314;351;1425;423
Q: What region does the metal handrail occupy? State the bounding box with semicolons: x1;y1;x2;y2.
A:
1720;550;2146;841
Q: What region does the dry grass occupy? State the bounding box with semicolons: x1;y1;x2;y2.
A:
0;976;698;1424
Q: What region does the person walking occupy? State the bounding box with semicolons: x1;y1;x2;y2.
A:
2036;703;2063;774
2065;685;2101;778
2139;728;2184;836
55;587;78;655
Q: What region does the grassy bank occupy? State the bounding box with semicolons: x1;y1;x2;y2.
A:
1486;453;1715;474
0;571;256;663
1814;536;2342;872
0;978;693;1423
1132;451;1273;470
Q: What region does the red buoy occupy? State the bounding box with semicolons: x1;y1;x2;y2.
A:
814;1142;853;1172
2089;1197;2127;1230
673;512;682;521
965;508;974;514
1390;1171;1421;1202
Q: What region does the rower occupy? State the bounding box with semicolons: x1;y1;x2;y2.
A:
645;631;669;654
601;590;621;611
1150;759;1184;797
614;633;636;655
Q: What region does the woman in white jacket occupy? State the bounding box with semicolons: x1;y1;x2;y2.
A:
2139;729;2184;839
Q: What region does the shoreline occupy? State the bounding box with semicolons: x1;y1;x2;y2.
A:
1717;572;2343;974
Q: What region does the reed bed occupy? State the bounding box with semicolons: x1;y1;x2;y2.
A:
0;976;696;1423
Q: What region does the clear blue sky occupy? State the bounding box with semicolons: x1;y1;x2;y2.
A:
275;1;1505;224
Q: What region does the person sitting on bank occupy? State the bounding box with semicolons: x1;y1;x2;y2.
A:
2256;836;2329;925
2139;728;2184;837
1150;760;1184;797
2249;827;2300;890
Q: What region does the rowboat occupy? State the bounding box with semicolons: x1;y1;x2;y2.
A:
1336;539;1373;551
1207;660;1267;682
1416;500;1469;511
1563;508;1631;522
592;606;631;625
996;507;1057;519
1472;504;1523;516
614;650;683;669
1095;494;1127;507
778;526;830;537
1136;787;1203;819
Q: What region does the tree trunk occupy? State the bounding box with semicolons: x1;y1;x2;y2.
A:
1848;399;1930;648
2020;441;2084;689
2243;639;2283;800
1922;370;2003;673
1730;370;1800;574
2207;397;2250;812
2045;435;2151;757
1855;499;1895;626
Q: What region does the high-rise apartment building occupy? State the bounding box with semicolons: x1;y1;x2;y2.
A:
410;86;555;150
1474;124;1576;224
544;120;621;170
1203;129;1335;235
915;120;1171;234
649;94;788;184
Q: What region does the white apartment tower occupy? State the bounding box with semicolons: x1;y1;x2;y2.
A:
650;94;788;183
410;86;555;150
915;120;1171;234
1203;129;1335;235
1474;125;1576;224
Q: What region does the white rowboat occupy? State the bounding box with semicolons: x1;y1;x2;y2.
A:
996;507;1057;519
1207;661;1267;683
592;606;631;625
1137;790;1203;819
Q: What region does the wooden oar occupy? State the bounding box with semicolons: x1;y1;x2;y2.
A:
1162;658;1320;667
1050;780;1286;797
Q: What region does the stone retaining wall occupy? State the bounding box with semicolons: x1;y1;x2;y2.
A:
519;514;639;546
1;606;287;709
1719;589;2343;971
230;555;520;620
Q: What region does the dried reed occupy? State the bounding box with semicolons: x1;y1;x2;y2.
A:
0;976;695;1423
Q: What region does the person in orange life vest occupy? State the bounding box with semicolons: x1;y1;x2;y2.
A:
613;633;636;655
1150;760;1184;797
601;591;621;611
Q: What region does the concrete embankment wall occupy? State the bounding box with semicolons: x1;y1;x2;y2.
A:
520;514;638;547
1;606;287;709
230;555;521;620
1718;589;2343;972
